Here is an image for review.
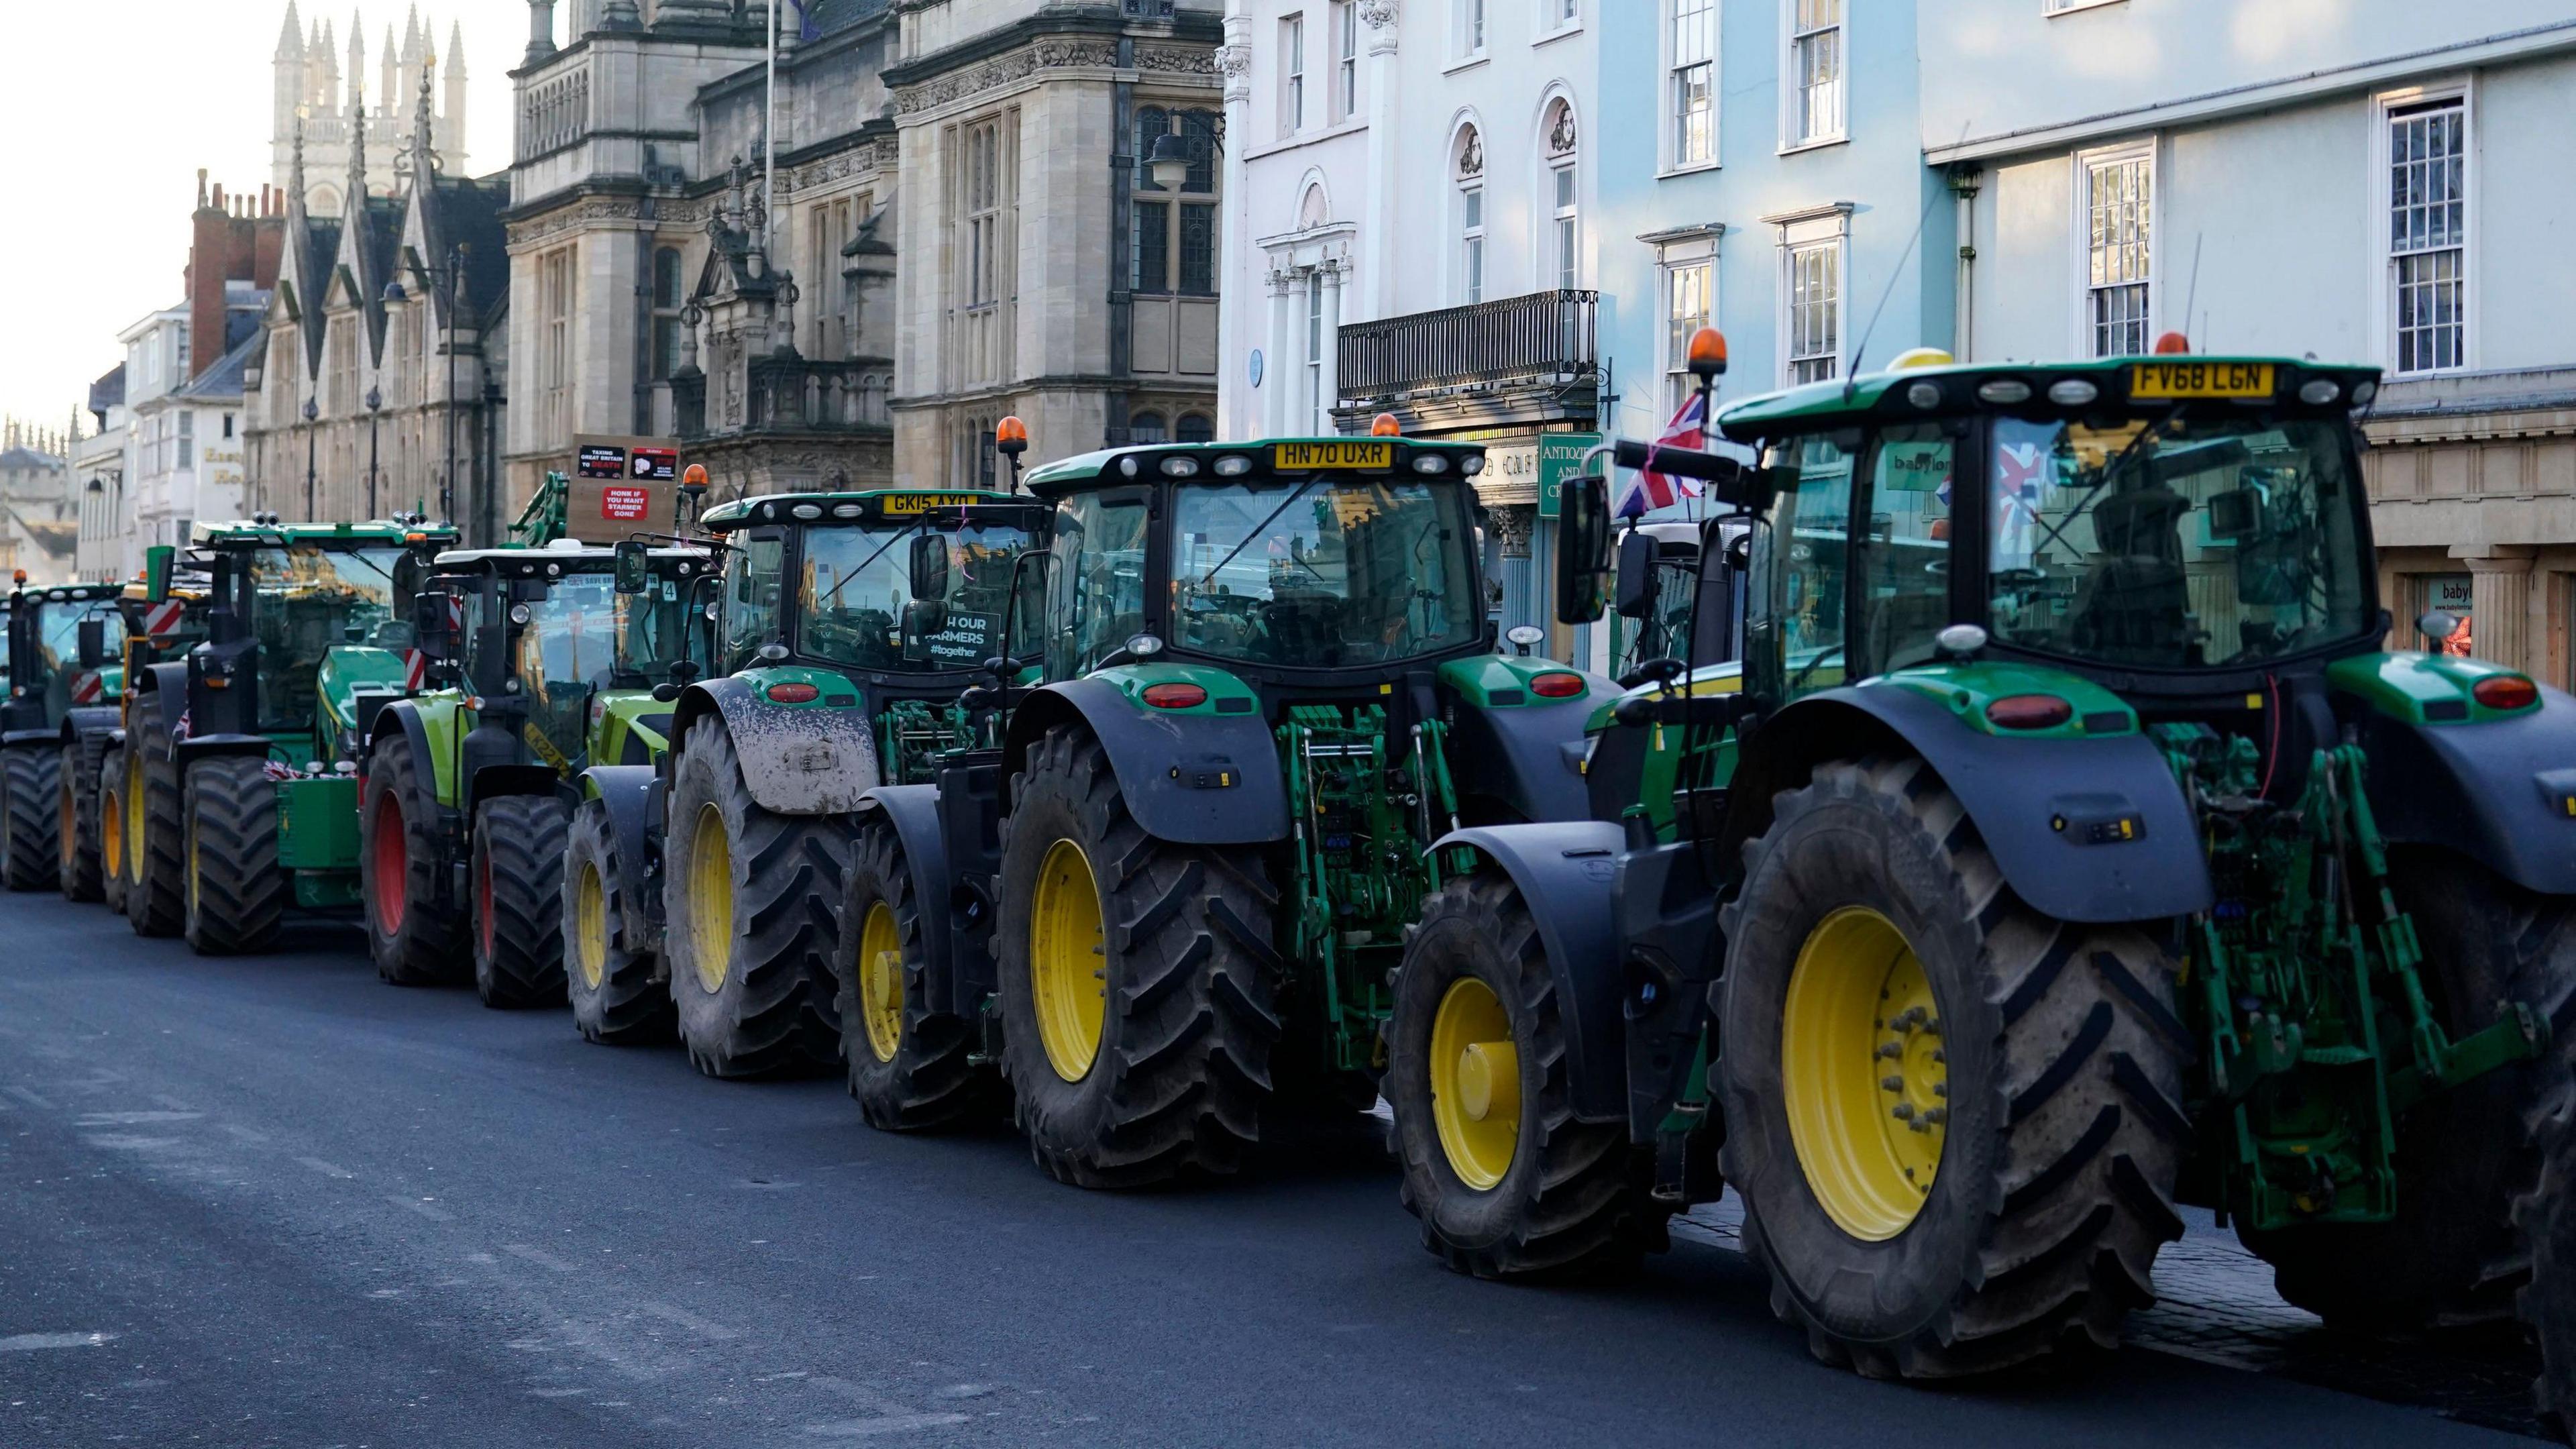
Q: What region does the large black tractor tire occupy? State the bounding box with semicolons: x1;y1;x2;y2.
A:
993;723;1283;1189
99;744;127;916
470;795;572;1010
125;714;185;935
1389;869;1666;1278
360;731;466;987
2243;851;2576;1331
1715;755;2189;1380
180;755;286;955
58;737;104;902
2524;1091;2576;1442
3;744;60;892
564;797;674;1045
838;814;995;1132
663;722;851;1078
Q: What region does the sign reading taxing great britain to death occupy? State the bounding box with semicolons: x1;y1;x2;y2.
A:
567;435;685;544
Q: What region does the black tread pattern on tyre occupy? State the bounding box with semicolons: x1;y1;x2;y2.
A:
472;794;572;1010
1717;754;2188;1380
663;722;851;1079
838;814;995;1132
361;729;466;986
2;744;58;892
994;723;1283;1189
2245;851;2576;1332
58;735;105;902
564;797;674;1045
1391;869;1666;1278
127;712;184;935
182;755;286;955
2519;1086;2576;1441
99;745;127;915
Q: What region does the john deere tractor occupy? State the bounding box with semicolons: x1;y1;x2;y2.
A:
839;435;1610;1181
1385;339;2576;1377
99;548;211;920
2532;1090;2576;1441
358;539;707;1007
0;581;126;892
580;488;1040;1078
123;519;457;951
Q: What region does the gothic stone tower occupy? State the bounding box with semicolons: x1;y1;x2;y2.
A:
272;3;470;216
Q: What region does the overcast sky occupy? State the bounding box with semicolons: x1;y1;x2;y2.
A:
0;3;523;440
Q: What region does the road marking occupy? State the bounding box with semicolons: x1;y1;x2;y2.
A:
152;1095;192;1111
3;1085;57;1110
388;1195;454;1222
220;1124;270;1145
81;1134;184;1150
0;1332;114;1352
294;1156;356;1179
503;1243;578;1275
77;1110;203;1126
639;1301;742;1341
800;1414;973;1438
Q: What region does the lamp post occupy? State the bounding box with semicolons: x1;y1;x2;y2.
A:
302;395;319;522
364;385;383;519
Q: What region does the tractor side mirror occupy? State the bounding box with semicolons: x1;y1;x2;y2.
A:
412;592;453;657
1555;474;1610;625
143;546;174;605
76;617;107;670
612;540;651;596
904;598;950;643
908;534;951;604
1613;530;1656;620
508;578;551;604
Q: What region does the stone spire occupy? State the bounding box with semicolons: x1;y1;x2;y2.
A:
317;17;339;115
443;19;469;168
276;1;305;60
347;14;366;115
380;23;398;115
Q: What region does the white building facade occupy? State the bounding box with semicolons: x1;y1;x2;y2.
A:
1925;2;2576;684
76;369;135;584
119;305;247;553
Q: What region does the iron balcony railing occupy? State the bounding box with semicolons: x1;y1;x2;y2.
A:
674;356;892;441
1337;288;1597;401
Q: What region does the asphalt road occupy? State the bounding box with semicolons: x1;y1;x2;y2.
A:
0;889;2535;1448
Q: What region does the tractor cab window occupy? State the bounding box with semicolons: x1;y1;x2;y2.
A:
1852;425;1955;675
721;530;786;673
800;515;1040;673
246;545;408;730
28;599;124;718
1750;431;1858;700
1168;477;1478;669
516;573;619;703
1046;492;1151;678
616;572;705;682
1986;413;2371;669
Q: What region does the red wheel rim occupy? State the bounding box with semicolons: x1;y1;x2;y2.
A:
370;790;408;931
476;839;494;957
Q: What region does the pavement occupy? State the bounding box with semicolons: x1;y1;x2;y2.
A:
0;888;2546;1448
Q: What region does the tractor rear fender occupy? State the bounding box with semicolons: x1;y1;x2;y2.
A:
853;784;973;1016
670;674;882;816
1444;690;1602;824
364;699;455;833
470;763;563;808
1725;686;2213;925
2347;686;2576;896
576;764;659;950
172;735;274;767
131;661;191;755
58;706;119;746
1434;820;1629;1123
999;678;1289;845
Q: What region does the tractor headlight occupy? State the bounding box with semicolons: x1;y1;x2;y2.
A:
2046;379;2099;406
1976;380;2033;405
509;604;532;625
1905;381;1943;410
2297;378;2342;405
503;678;521;694
1125;633;1165;658
1411;453;1452;475
1460;454;1485;476
2351;379;2379;406
1213;454;1252;477
1159;455;1201;478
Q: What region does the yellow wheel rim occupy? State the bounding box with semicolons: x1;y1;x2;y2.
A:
688;802;733;994
124;755;143;881
1026;839;1106;1082
857;900;903;1066
573;859;608;991
1429;977;1521;1190
1780;906;1948;1242
187;830;201;916
101;780;122;884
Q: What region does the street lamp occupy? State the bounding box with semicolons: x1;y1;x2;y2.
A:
364;384;383;520
301;395;319;522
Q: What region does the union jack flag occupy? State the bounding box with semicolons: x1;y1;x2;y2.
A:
1619;390;1711;519
1994;441;2049;554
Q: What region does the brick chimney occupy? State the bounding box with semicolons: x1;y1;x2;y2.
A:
189;172;285;382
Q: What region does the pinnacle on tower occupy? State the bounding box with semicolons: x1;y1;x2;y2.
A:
380;23;398;112
348;87;368;201
276;1;305;60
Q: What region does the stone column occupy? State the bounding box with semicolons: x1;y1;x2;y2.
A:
1216;4;1254;438
1491;504;1536;640
1359;1;1400;322
2465;550;2537;672
1265;269;1294;437
1318;260;1344;433
525;0;558;65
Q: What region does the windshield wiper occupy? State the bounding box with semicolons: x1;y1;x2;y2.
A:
1786;644;1845;695
1195;480;1320;589
2026;402;2186;565
817;518;931;613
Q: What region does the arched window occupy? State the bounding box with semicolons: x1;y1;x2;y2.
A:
1132;109;1222;296
1454;125;1486;305
1177;413;1214;443
1129;411;1169;445
1542;99;1580;291
652;248;686;380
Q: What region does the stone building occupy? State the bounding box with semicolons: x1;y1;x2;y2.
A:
245;72;512;538
76;368;132;583
0;424;80;587
272;3;472;217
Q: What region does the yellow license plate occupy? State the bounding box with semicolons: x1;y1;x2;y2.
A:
1274;441;1393;470
877;492;988;515
2131;362;2274;399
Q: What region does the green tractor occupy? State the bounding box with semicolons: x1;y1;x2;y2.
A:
123;519;458;951
99;550;213;919
357;540;710;1007
0;581;127;893
2533;1095;2576;1441
838;435;1611;1179
574;489;1042;1075
1385;339;2576;1377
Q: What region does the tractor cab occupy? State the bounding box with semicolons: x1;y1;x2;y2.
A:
2;582;129;739
415;541;645;783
